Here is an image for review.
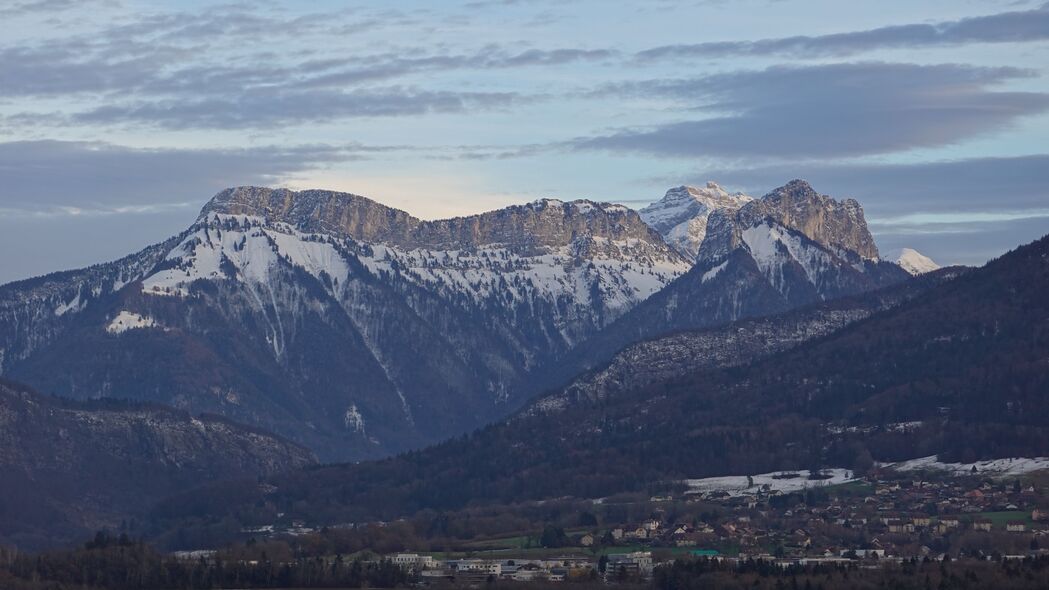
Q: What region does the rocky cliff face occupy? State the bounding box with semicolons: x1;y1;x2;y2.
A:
205;187;667;253
0;378;312;549
701;179;880;263
0;187;687;461
639;182;752;261
522;181;911;395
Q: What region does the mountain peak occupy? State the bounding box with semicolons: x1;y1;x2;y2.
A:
895;248;940;275
639;182;753;260
743;180;879;261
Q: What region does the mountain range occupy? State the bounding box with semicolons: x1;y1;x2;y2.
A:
0;178;969;547
0;187;688;460
0;180;915;462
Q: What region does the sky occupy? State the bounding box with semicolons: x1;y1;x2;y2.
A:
1;0;1048;284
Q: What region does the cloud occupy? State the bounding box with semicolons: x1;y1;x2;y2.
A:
873;216;1049;268
0;138;423;284
0;3;604;130
637;3;1049;60
577;62;1049;158
0;140;385;213
0;0;90;17
678;154;1049;266
689;154;1049;217
66;88;524;129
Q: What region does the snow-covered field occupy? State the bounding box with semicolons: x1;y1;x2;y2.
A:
884;456;1049;477
683;457;1049;497
106;311;160;334
685;468;858;497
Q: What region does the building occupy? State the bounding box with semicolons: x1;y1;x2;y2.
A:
606;552;654;579
973;519;994;532
392;553;436;572
1007;521;1027;533
450;559;501;584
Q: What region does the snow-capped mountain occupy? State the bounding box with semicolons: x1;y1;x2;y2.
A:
525;181;912;390
697;179;902;302
894;248;940;275
0;187;687;461
639;182;752;261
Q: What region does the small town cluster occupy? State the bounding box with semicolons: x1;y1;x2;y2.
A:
376;468;1049;584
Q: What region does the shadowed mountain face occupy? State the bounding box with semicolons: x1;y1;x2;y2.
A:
0;187;688;461
0;378;313;550
525;267;964;417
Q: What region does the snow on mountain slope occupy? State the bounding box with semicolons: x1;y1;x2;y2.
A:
697;180;909;303
894;248;940;275
2;187;689;461
639;182;752;261
106;311;160;334
741;222;838;296
139;198;689;346
142;214;351;299
0;236;180;373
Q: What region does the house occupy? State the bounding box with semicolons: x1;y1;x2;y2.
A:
1007;521;1027;533
624;526;648;540
1033;509;1049;522
973;519;994;532
912;516;932;527
887;520;915;534
674;535;698;547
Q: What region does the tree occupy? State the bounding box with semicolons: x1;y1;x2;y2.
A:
539;525;567;548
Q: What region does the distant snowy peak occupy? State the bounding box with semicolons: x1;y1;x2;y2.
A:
639;182;752;261
895;248;940;275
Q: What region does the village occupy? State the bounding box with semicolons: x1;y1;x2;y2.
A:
361;465;1049;584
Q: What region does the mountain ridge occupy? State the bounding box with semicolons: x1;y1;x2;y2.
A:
0;186;689;461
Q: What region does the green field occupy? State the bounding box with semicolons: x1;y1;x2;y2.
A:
824;480;874;496
969;511;1031;527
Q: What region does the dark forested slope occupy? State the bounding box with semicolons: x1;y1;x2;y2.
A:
0;379;314;549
